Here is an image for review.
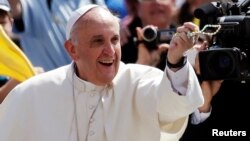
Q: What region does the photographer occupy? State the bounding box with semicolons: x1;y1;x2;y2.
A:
120;0;178;70
181;0;250;140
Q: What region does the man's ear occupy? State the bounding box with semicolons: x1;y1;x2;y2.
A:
64;40;78;61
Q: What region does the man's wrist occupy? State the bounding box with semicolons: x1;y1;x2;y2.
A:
166;56;187;69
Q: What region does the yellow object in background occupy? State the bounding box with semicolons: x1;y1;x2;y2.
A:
193;17;200;27
0;25;35;82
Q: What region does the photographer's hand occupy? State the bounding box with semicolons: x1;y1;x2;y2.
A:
135;26;168;66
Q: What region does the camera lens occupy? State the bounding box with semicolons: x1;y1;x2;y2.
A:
143;27;157;42
207;51;236;76
199;48;242;80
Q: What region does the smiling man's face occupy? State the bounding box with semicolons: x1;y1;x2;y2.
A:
66;7;121;86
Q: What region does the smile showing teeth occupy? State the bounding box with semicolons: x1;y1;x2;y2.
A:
100;60;113;63
99;60;114;65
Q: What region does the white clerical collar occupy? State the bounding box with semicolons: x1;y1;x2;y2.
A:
69;62;113;93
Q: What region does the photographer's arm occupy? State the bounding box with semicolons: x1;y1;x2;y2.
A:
187;35;223;124
191;80;223;124
198;81;223;112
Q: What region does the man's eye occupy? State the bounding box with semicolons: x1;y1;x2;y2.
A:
112;37;119;44
94;39;104;43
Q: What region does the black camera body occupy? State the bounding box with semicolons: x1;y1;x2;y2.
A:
139;27;176;51
194;0;250;81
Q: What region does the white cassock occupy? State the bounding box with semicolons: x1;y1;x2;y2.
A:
0;61;204;141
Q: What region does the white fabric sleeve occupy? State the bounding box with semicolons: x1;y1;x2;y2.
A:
190;107;212;125
165;62;190;95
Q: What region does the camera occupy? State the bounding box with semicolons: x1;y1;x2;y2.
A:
137;26;176;51
194;0;250;81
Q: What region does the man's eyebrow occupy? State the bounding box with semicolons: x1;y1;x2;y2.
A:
92;35;103;39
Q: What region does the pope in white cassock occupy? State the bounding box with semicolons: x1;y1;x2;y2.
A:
0;4;204;141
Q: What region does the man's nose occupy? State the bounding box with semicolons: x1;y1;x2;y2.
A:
103;43;115;55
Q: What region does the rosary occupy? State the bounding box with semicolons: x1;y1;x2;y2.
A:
187;24;222;44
